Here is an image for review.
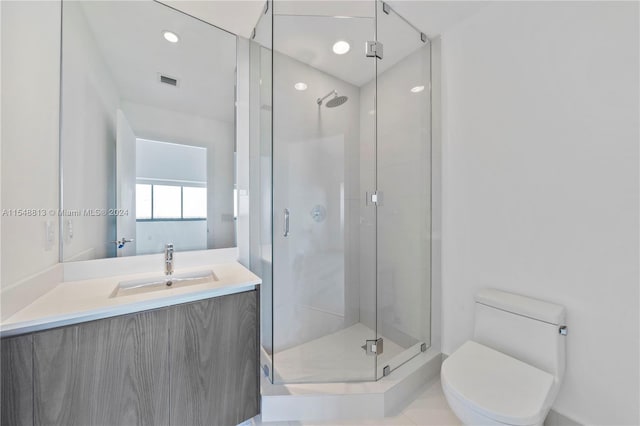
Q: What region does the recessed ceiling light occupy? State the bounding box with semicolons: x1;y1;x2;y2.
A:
332;40;350;55
163;31;180;43
294;82;308;91
410;85;425;93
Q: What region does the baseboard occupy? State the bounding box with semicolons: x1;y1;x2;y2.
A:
545;409;582;426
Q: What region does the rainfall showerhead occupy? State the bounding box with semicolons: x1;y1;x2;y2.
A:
317;90;348;108
326;95;348;108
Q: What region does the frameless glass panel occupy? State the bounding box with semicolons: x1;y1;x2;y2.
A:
249;0;274;383
136;184;152;219
271;0;378;383
375;1;432;379
153;185;181;219
183;187;207;218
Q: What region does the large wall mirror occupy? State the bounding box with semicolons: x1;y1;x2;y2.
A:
60;0;237;261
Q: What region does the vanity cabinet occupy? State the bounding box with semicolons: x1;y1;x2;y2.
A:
1;334;33;426
32;309;170;425
1;290;259;426
169;292;259;425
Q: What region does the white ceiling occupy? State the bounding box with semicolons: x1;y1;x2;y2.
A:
272;1;490;87
74;1;490;122
162;1;491;47
387;1;491;39
159;0;266;39
273;13;425;87
161;0;490;87
78;1;237;123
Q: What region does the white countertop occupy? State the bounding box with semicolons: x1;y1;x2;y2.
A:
1;262;261;338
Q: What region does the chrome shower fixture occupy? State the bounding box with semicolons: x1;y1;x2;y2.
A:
317;90;349;108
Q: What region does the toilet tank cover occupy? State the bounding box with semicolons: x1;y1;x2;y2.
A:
475;289;565;325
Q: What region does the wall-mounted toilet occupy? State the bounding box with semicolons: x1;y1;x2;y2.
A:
441;289;567;426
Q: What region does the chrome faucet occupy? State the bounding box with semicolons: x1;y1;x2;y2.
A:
164;243;174;285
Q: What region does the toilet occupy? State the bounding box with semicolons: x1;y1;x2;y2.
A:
441;289;567;426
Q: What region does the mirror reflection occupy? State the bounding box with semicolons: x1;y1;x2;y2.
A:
60;0;237;261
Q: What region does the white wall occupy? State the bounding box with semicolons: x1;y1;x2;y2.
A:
136;138;207;184
236;37;251;268
136;221;207;255
61;1;120;261
135;139;208;255
440;2;639;424
1;1;61;288
121;100;235;249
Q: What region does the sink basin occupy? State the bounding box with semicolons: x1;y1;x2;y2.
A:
110;270;218;298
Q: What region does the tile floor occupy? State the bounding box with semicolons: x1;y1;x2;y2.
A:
250;378;461;426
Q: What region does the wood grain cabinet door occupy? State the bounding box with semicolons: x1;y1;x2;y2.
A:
169;291;259;426
1;334;34;426
32;309;170;426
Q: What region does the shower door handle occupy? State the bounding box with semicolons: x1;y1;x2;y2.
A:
283;208;290;237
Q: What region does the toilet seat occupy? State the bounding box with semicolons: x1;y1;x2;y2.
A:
441;341;555;426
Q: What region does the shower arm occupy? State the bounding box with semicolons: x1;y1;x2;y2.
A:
317;90;337;105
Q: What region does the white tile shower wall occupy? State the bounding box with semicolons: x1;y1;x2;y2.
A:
1;1;61;288
61;1;120;261
120;100;236;250
272;52;361;351
358;80;376;333
440;2;639;425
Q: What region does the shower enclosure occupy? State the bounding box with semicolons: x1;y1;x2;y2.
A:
250;0;432;384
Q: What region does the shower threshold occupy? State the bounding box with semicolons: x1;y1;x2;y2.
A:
260;339;442;422
269;323;405;383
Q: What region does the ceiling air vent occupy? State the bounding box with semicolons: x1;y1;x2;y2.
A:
159;74;179;87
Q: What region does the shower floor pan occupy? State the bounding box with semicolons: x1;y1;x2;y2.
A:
270;323;405;383
261;323;441;422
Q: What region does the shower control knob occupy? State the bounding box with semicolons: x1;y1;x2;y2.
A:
310;205;326;222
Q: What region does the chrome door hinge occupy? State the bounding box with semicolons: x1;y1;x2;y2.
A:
362;338;384;355
366;41;384;59
367;191;383;206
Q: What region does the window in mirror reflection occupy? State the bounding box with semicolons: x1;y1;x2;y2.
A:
153;185;182;219
183;187;207;219
135;184;207;221
136;184;152;219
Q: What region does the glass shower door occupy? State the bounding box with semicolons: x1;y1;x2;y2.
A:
374;1;432;379
271;0;379;383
